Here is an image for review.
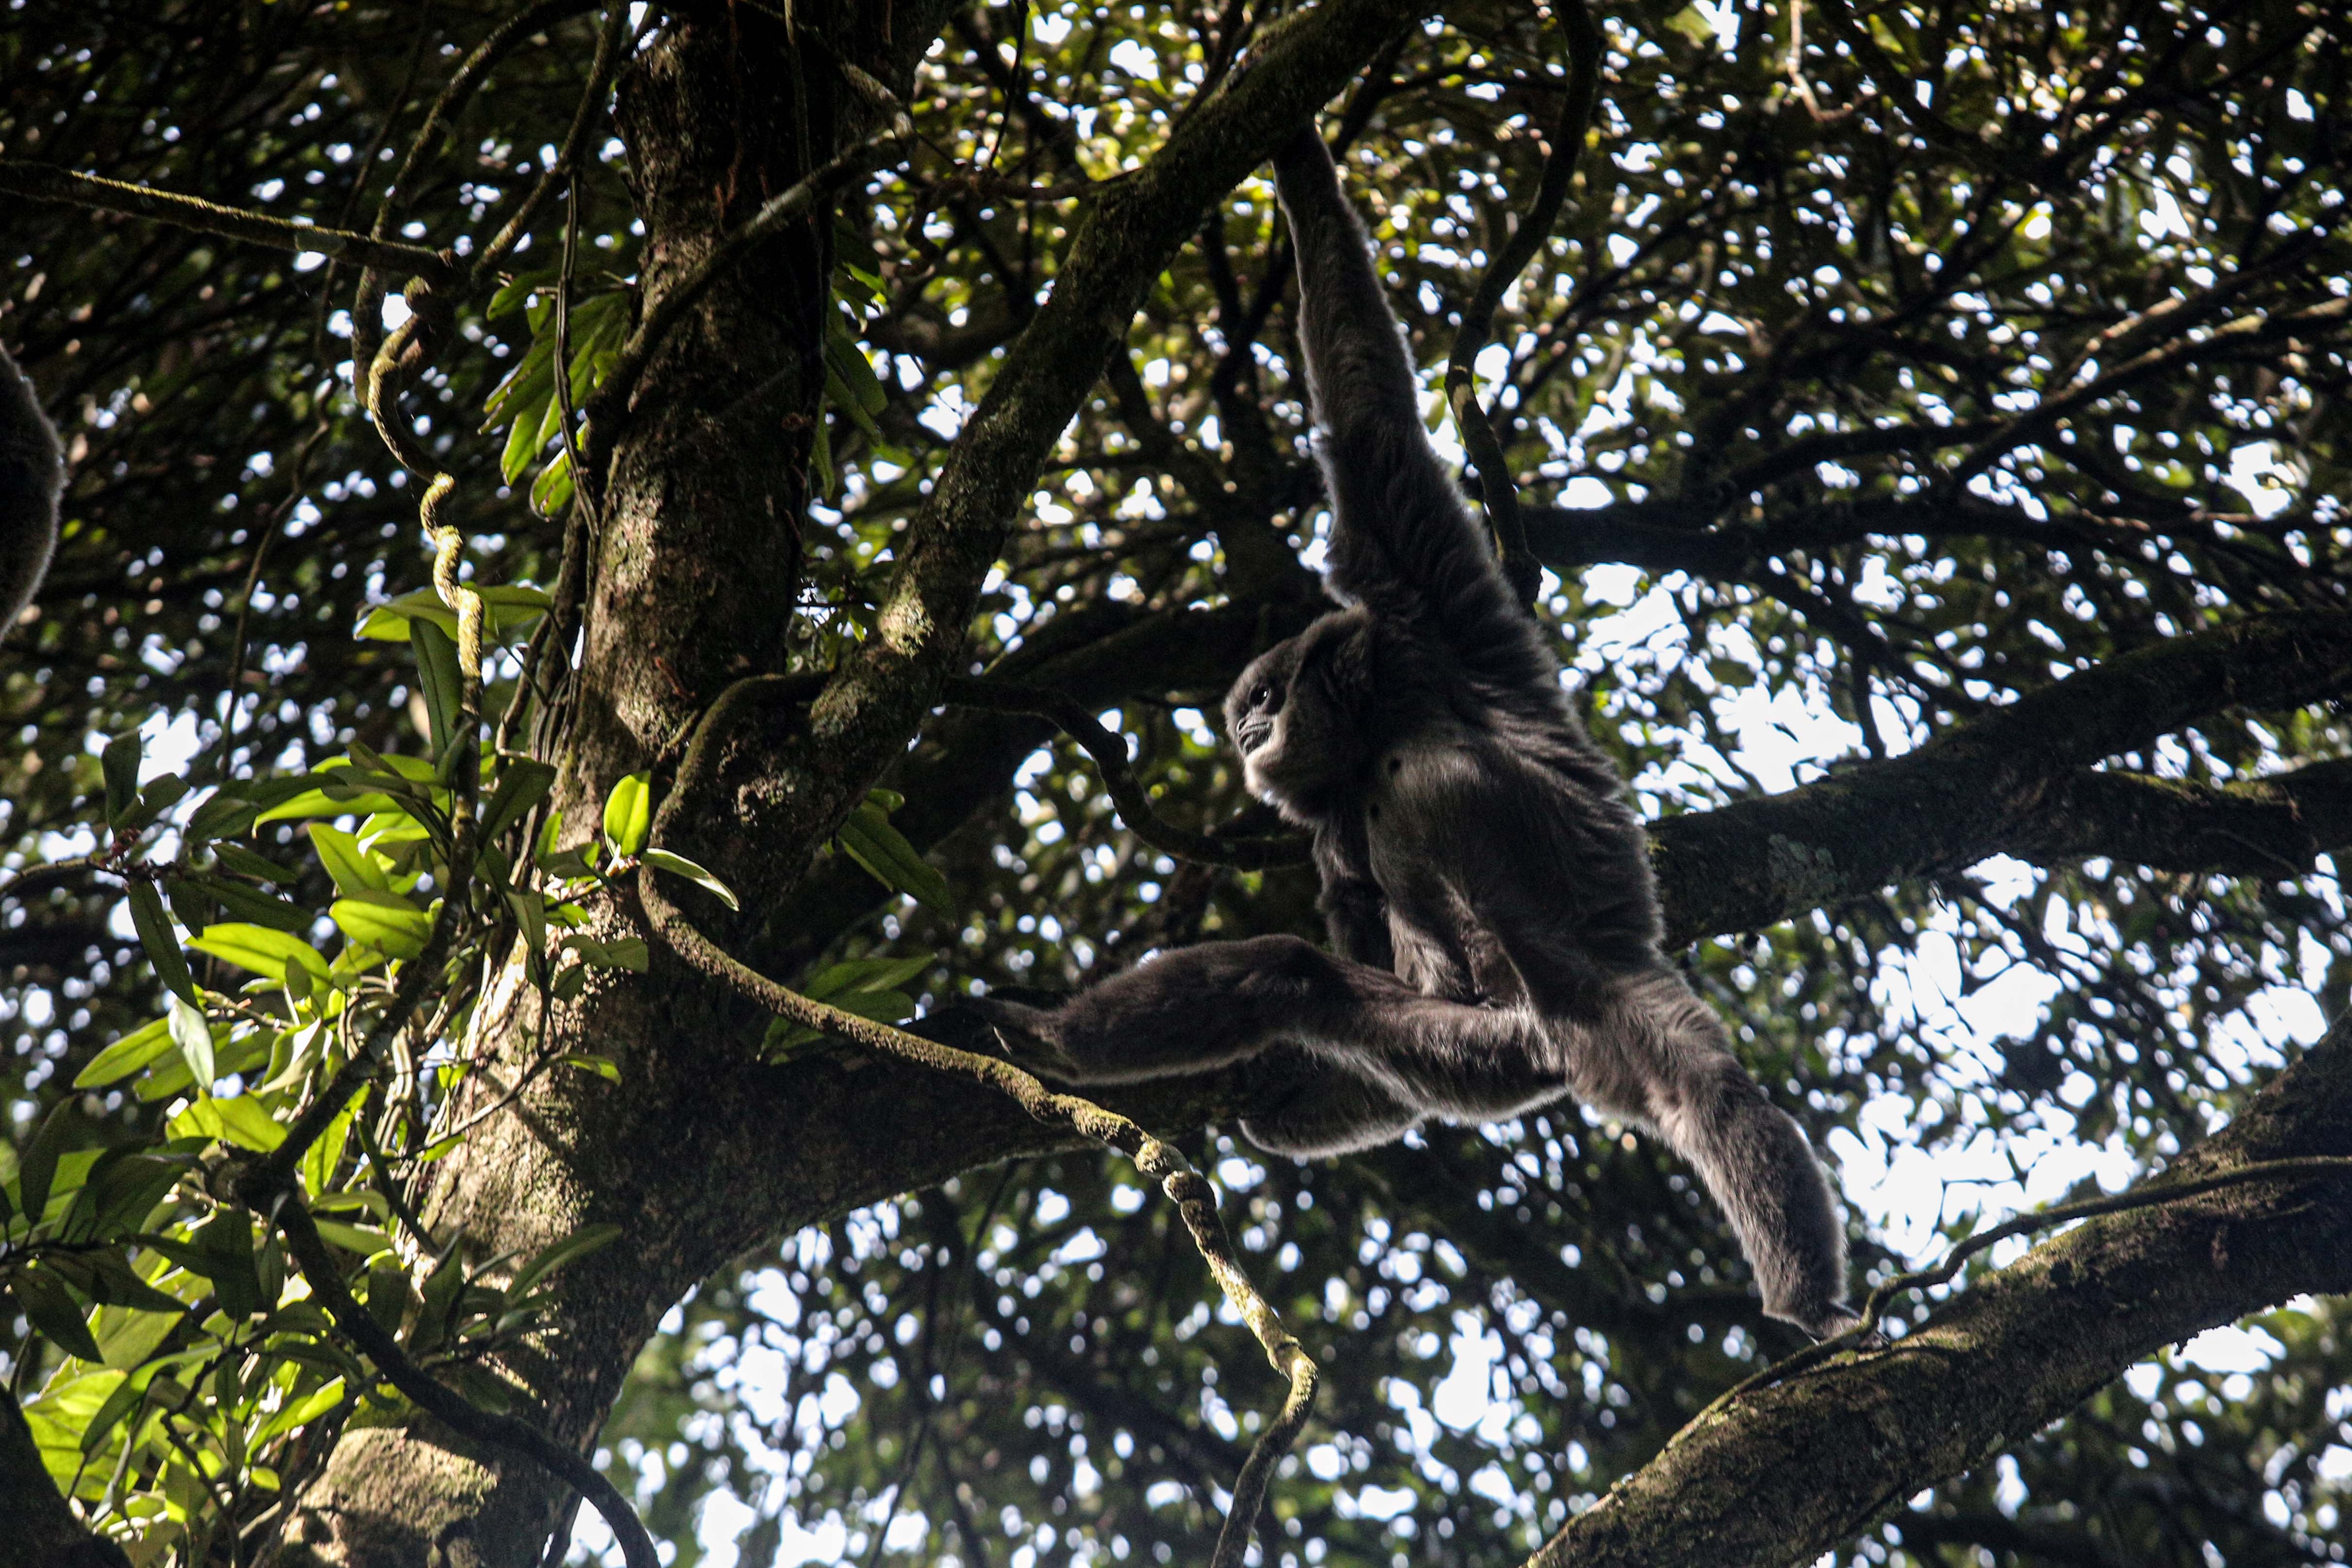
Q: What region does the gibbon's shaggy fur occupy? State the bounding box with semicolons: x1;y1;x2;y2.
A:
0;345;62;639
979;126;1854;1336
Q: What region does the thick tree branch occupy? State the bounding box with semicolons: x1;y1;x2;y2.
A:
1650;611;2352;944
1521;492;2146;580
0;1384;131;1567
733;0;1436;914
2021;758;2352;877
1523;1009;2352;1568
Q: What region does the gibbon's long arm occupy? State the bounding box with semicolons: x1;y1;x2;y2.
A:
1271;130;1541;681
0;345;62;638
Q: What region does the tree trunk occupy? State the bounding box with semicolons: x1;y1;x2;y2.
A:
275;7;884;1561
269;0;1436;1558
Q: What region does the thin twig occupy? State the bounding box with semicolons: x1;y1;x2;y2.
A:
373;0;602;246
1441;0;1603;608
638;689;1317;1568
469;2;632;287
589;110;916;437
0;160;456;282
258;1189;659;1568
552;177;599;528
221;421;330;756
941;676;1308;869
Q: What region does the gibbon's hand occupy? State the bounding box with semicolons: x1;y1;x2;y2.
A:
964;995;1086;1082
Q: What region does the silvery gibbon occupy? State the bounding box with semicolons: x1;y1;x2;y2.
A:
979;124;1855;1337
0;344;63;638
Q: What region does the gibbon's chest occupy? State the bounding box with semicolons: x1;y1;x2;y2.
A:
1356;741;1517;1000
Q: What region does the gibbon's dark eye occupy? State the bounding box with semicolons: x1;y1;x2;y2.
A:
1250;683;1274;710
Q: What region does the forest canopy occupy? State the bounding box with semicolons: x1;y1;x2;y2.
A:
1;1;2351;1566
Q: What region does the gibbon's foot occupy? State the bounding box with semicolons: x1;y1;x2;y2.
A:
965;995;1083;1081
1793;1307;1879;1348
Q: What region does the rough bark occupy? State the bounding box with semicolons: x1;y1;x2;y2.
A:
271;1;1437;1561
1647;610;2352;946
1524;1010;2352;1568
0;1387;131;1568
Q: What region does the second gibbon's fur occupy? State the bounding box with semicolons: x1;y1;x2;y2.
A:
0;345;62;639
978;127;1855;1336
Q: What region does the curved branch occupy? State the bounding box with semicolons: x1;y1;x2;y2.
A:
941;676;1308;869
639;695;1314;1568
1520;1010;2352;1568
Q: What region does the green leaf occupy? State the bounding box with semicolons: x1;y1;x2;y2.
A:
560;1053;621;1083
506;1222;622;1302
411;617;464;759
640;848;738;911
808;402;834;495
563;935;649;972
184;873;311;932
826;366;886;442
127;881;198;1005
828;313;890;414
164;875;217;939
483;326;557;432
255;784;402;826
835;798;954;917
354;584;552;645
186;786;261;843
331;890;433;960
601;772;651;859
73;1018;175;1090
251;1377;347;1446
101;732;142;827
82;1154;190;1241
168;1096;286;1152
17;1102;69;1222
1664;3;1718;46
763;958;927;1055
211;842;296;883
135;1030;268;1104
74;1245;186;1313
530;446;576;516
167;993;216;1095
189;1210;262;1320
486;267;557;321
302;1093;361;1198
82;1360;155;1446
121;772;190;831
12;1267;102;1361
314;1219;391;1258
189;923;330;986
481;759;558;844
309;822;390;896
807;954;935;1000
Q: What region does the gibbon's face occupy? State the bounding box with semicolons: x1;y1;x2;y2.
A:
1224;612;1371;815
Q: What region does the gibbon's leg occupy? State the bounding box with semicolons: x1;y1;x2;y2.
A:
971;935;1363;1084
977;934;1566;1116
1578;969;1855;1338
1235;1047;1425;1158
